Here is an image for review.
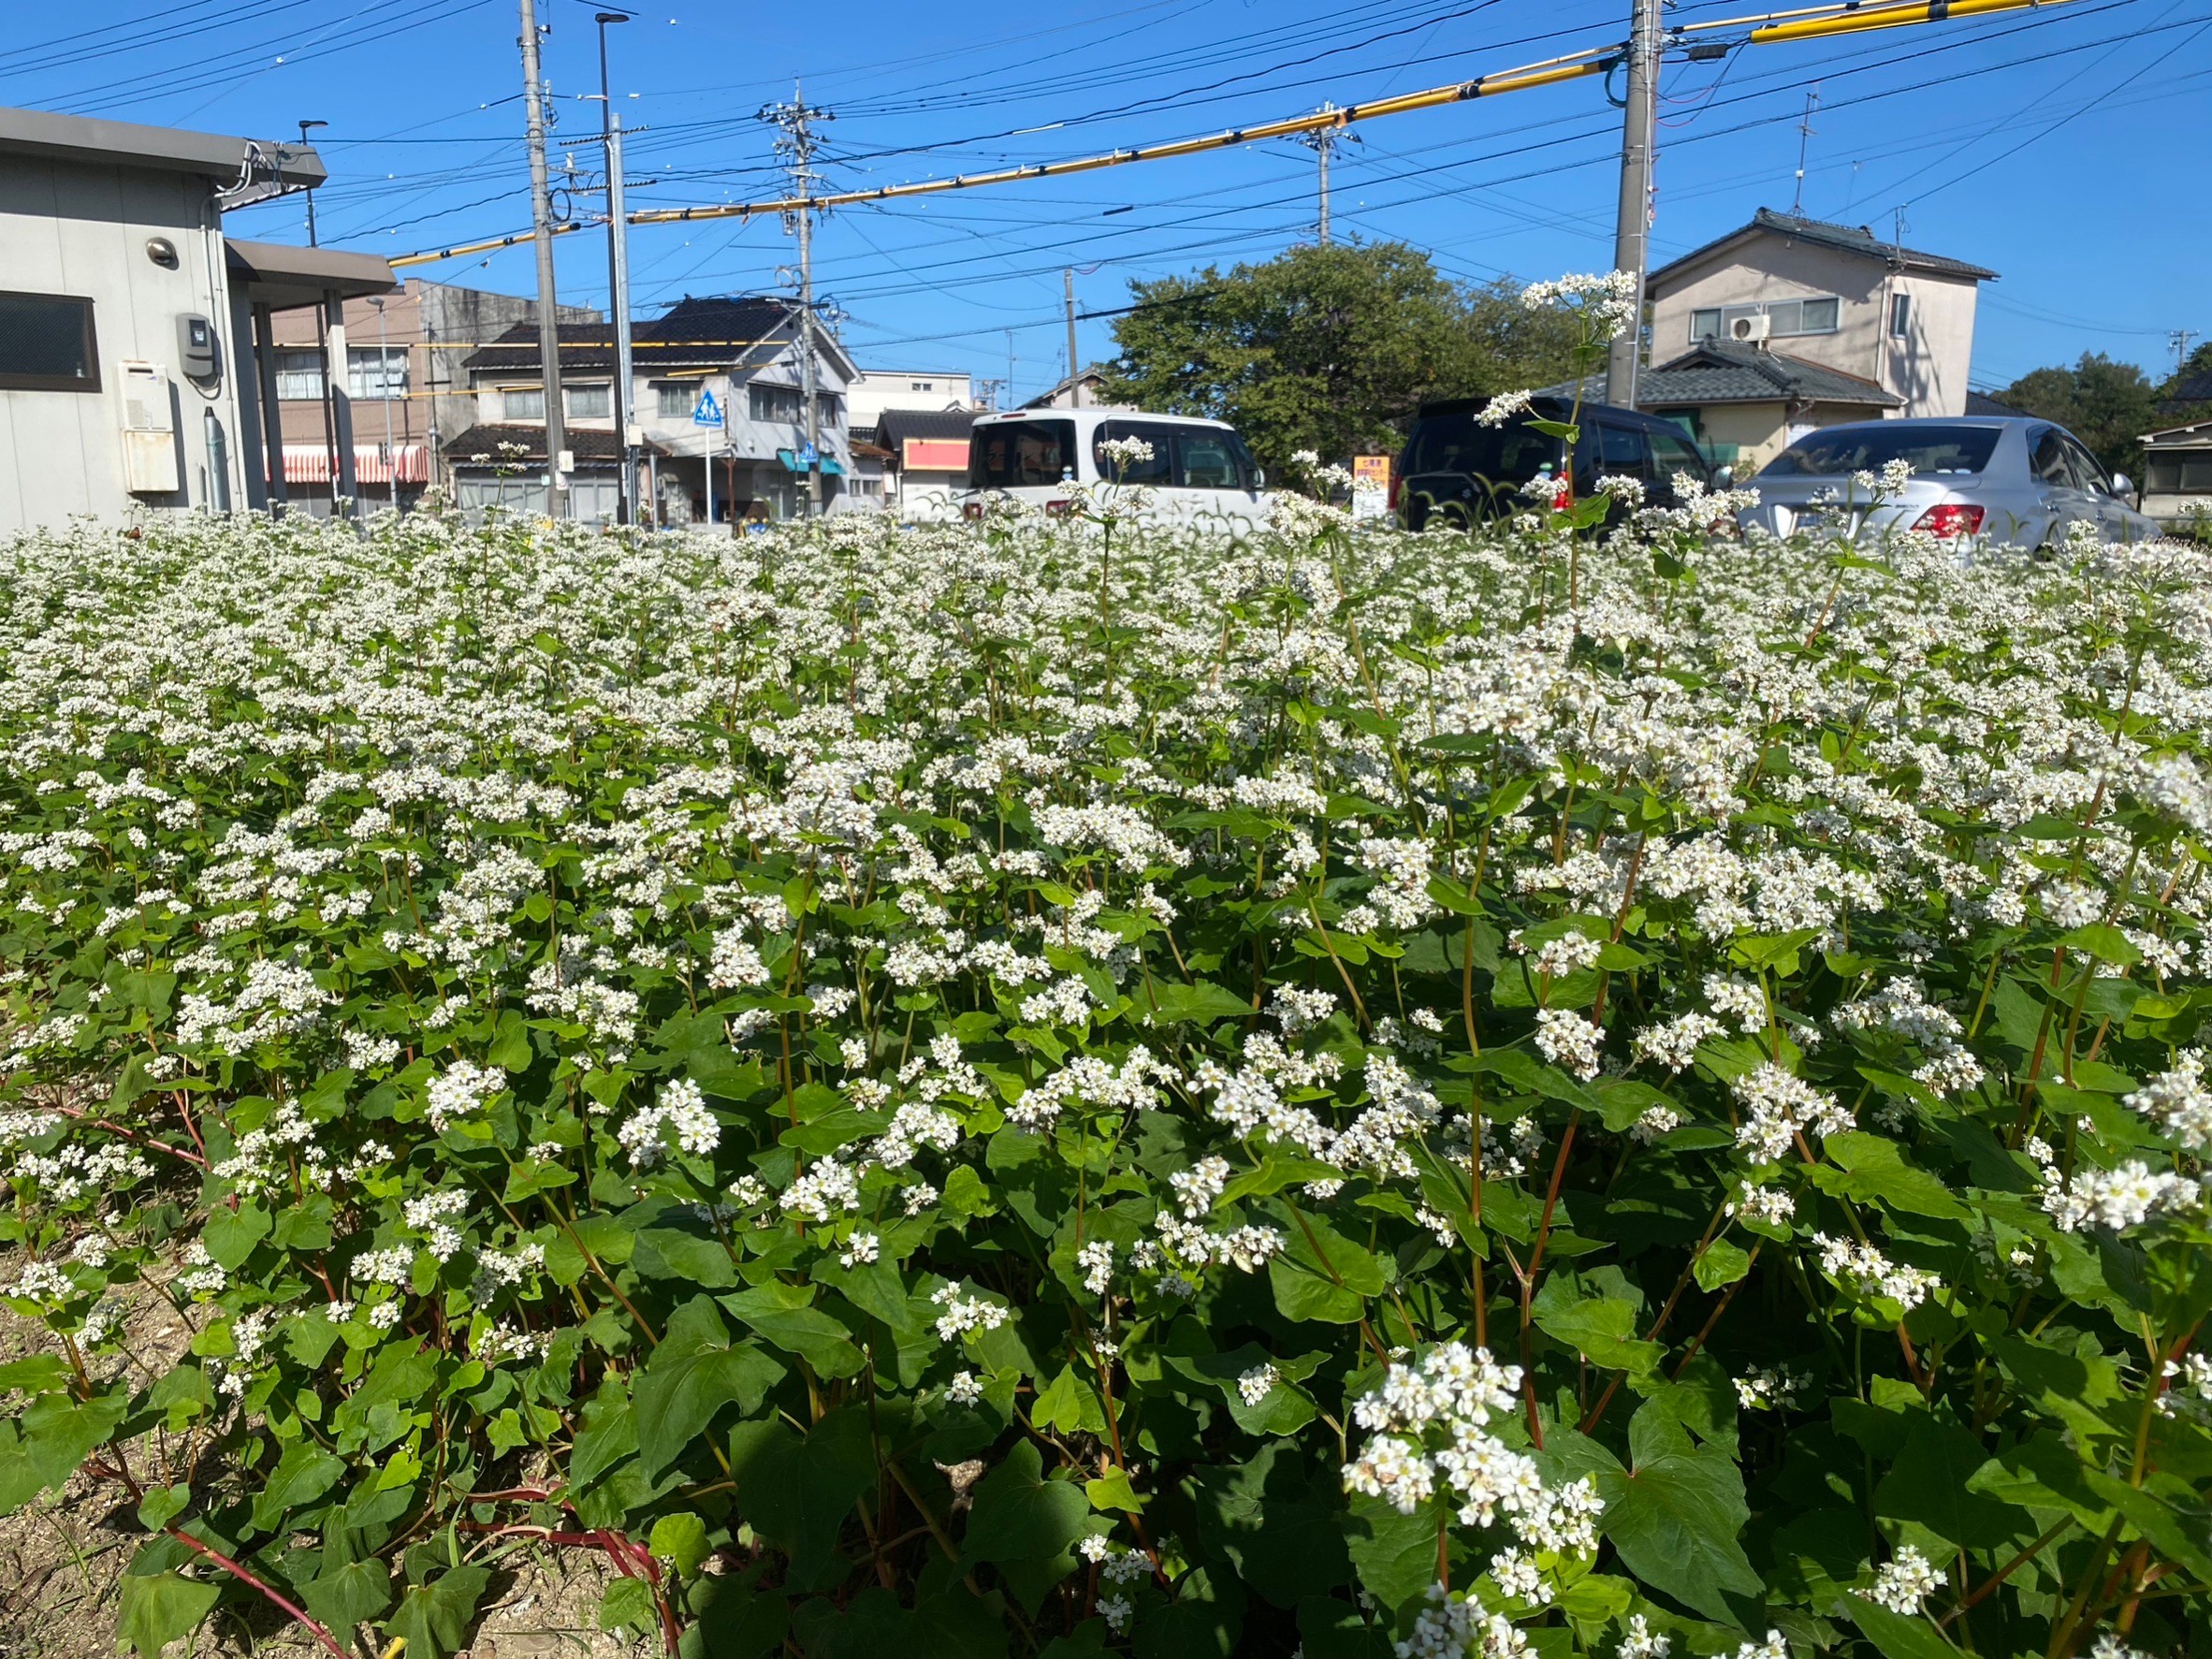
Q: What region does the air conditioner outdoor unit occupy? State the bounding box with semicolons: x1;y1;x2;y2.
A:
1729;313;1771;344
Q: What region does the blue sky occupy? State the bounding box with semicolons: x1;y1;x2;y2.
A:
13;0;2205;400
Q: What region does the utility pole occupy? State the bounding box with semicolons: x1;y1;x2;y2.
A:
593;11;633;525
1290;105;1357;246
762;87;832;517
1790;88;1819;216
2172;329;2199;377
1063;269;1083;408
518;0;565;519
1605;0;1663;408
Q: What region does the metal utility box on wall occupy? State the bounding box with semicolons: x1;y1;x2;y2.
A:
119;360;180;493
177;313;217;380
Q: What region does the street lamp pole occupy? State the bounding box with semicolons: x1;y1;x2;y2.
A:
297;119;327;246
593;9;633;526
370;297;398;513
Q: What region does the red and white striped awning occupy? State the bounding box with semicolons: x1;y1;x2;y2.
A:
282;444;429;486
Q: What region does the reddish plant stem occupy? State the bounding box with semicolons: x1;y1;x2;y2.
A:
165;1530;347;1659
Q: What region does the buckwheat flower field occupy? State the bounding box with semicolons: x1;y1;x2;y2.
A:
2;496;2209;1659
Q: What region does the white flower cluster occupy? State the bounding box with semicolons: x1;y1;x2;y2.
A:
1732;1064;1853;1162
2039;1158;2205;1233
1812;1233;1942;1310
425;1060;502;1132
1867;1543;1942;1613
930;1282;1010;1343
1237;1363;1278;1405
2126;1049;2212;1150
618;1077;720;1168
1535;1009;1604;1082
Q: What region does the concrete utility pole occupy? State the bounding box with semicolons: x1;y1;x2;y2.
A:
1290;106;1357;246
519;0;566;518
1063;269;1083;407
762;88;832;517
2173;329;2200;378
1605;0;1664;408
594;11;633;525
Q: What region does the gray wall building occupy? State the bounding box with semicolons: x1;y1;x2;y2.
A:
0;105;329;532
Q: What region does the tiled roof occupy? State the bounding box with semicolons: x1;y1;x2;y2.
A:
462;295;799;372
1652;207;1998;285
1635;341;1902;408
443;424;649;466
1966;390;2030;417
877;407;979;445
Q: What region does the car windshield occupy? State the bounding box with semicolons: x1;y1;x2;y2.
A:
1760;425;2001;478
969;419;1078;488
1404;412;1561;485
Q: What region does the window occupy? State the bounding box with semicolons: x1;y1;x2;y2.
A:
1690;296;1841;341
1764;424;2002;478
1091;420;1176;485
910;380;934;392
0;292;100;391
1175;430;1242;490
2059;434;2112;496
275;348;326;401
815;393;840;428
749;383;803;423
1645;425;1710;490
655;383;694;417
1404;412;1560;487
2147;454;2212;493
2030;430;2077;490
566;384;610;419
1594;422;1650;478
346;346;408;399
1890;293;1912;339
1089;420;1257;489
969;419;1077;488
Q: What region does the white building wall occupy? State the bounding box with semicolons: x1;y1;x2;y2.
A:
848;370;972;429
0;154;244;533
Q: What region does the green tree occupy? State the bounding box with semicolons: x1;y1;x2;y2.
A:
1992;352;2160;478
1098;242;1578;473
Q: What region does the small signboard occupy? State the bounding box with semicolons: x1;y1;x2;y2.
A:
691;389;722;428
1351;454;1392;520
797;442;820;466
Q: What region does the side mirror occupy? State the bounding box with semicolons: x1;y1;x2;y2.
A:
2112;473;2133;498
1252;468;1266;490
1713;465;1735;490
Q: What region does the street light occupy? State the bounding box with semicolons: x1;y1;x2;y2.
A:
591;7;635;524
297;119;327;246
368;297;398;515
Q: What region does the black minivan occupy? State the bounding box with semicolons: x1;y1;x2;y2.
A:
1395;394;1721;530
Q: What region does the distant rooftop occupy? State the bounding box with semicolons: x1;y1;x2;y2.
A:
1652;206;1999;286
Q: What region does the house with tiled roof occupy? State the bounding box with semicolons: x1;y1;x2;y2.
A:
1637;208;1997;469
456;295;860;524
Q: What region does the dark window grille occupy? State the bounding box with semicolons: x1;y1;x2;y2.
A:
0;292;100;392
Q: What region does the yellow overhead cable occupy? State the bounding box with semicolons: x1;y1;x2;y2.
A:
387;0;2076;265
392;223;586;269
626;55;1615;227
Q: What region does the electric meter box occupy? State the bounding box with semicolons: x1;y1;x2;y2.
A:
177;314;217;380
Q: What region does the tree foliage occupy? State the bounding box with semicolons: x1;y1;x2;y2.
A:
1098;242;1580;472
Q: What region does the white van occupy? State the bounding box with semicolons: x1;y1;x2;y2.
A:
962;408;1271;528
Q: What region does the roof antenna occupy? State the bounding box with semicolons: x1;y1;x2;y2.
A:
1790;88;1818;216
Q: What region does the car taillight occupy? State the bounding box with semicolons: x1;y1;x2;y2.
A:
1045;499;1073;516
963;500;983;520
1912;502;1985;537
1388;473;1402;511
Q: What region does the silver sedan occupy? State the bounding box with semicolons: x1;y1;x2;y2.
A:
1738;417;2163;550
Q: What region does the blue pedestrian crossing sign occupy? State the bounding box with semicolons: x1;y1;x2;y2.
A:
691;389;722;428
797;442;819;465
